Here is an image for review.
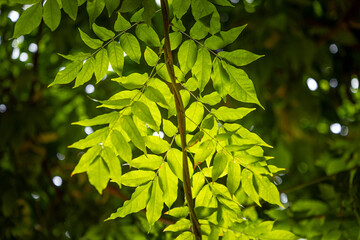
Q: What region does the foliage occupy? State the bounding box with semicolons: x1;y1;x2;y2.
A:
1;0;360;239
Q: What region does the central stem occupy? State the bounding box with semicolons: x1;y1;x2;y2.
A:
160;0;202;239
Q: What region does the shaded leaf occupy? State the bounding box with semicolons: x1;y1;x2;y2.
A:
49;60;82;86
114;12;131;31
242;169;261;206
105;0;120;17
87;0;105;25
62;0;78;21
43;0;61;31
135;23;161;47
13;3;42;38
173;0;191;19
204;25;246;50
74;57;94;87
119;0;141;12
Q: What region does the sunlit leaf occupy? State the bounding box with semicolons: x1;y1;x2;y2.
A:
69;127;109;149
120;33;141;64
175;231;193;240
261;230;297;240
144;86;169;108
209;9;221;35
144;46;159;67
92;23;115;41
195;184;217;208
13;3;42;38
173;0;191;19
94;49;109;83
190;20;209;40
242;169;261;206
185;102;204;132
107;182;151;220
73;112;118;126
218;49;264;66
254;174;283;207
79;28;103;49
135;23;161;47
164;218;191;232
227;160;241;195
199;92;222;105
131;154;162;170
43;0;61;31
132;101;159;132
212;152;229;181
165;207;188;218
178;40;197;75
110;130;132;163
120;115;146;153
211;58;231;101
87;157;110;194
146;176;164;226
191;0;215;20
101;146;122;186
72;145;102;175
211;107;256;122
194;140;215;167
112;72;148;89
205;25;246;50
167;148;193;181
107;41;124;76
121;170;155;187
145;136;170;154
74;57;94;87
169;31;182;50
159;162;178;208
114;12;131;32
163;119;178;137
191;172;205;198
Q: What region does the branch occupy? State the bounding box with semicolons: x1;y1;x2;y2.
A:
160;0;202;239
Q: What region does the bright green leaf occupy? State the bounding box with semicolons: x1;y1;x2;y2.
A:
120;115;146;153
173;0;190;19
195;184;217;208
163;119;177;137
199;92;221;105
192;47;212;93
169;31;182;50
43;0;61;31
110;130;132;163
175;231;193;240
242;169;261;206
78;28;103;49
94;48;109;83
204;25;246;50
114;12;131;32
102;147;122;186
58;52;91;61
185;102;204;132
72;145;102;175
131;154;162;170
69;127;109;149
190;20;209;40
211;106;256;122
191;172;205;198
74;57;94;87
130;8;144;22
194;140;215;167
144;47;158;67
178;40;197;74
87;157;110;194
146;176;164;227
159;162;178;208
209;10;221;35
86;0;105;25
211;58;231;101
107;41;124;76
144;86;169;108
145;136;170;154
132;101;159;131
261;230;297;240
164;218;191;232
209;0;234;7
120;33;141;64
13;3;42;38
49;60;82;86
92;23;115;41
167;148;193;181
227;160;241;195
112;72;148;89
166;207;188;218
254;174;283;207
218;49;264;66
105;0;120;17
107;182;151;220
191;0;215;20
135;23;161;47
121;170;155;187
212;152;229;181
119;0;141;12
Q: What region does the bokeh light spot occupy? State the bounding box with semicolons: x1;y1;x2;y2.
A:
306;78;318;91
28;43;38;53
0;104;7;113
330;123;341;134
329;44;338;54
19;52;29;62
329;78;338;88
52;176;63;187
85;84;95;94
8;10;19;22
84;126;94;135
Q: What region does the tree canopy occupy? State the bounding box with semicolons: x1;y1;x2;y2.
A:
0;0;359;239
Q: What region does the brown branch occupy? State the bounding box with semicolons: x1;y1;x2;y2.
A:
160;0;202;239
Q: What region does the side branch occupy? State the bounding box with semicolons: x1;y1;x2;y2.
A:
160;0;202;239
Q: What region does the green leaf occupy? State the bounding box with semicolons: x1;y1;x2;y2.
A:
130;8;144;22
166;207;188;218
43;0;61;31
145;136;170;154
222;61;263;108
87;157;110;194
211;107;256;122
209;10;221;35
218;49;264;66
234;124;272;148
175;232;193;240
49;60;82;86
119;0;141;12
74;57;94;87
69;127;109;149
142;0;157;25
78;28;103;49
159;162;178;208
144;47;158;67
131;154;162;170
212;152;229;181
195;184;217;208
192;47;212;93
110;130;132;163
156;63;185;83
146;176;164;227
144;86;169;108
92;23;115;41
204;25;246;50
73;112;119;126
171;17;186;32
94;49;109;83
107;182;151;220
261;230;297;240
132;101;159;131
107;41;124;76
178;40;197;74
121;170;155;187
10;0;40;3
194;140;215;167
105;0;120;17
98;98;131;109
169;32;182;50
62;0;78;21
135;23;161;47
72;145;102;175
13;3;42;38
87;0;105;25
112;72;148;89
211;58;230;101
191;0;215;20
120;33;141;64
209;0;234;7
173;0;191;19
242;169;261;206
58;52;91;61
192;172;205;198
164;218;191;232
227;160;241;195
254;174;283;207
120;115;146;153
101;147;122;186
185;102;204;132
114;12;131;32
163;119;178;137
167;148;193;181
190;20;209;40
199;92;221;105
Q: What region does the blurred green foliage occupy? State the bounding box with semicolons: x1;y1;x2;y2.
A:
0;0;359;239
